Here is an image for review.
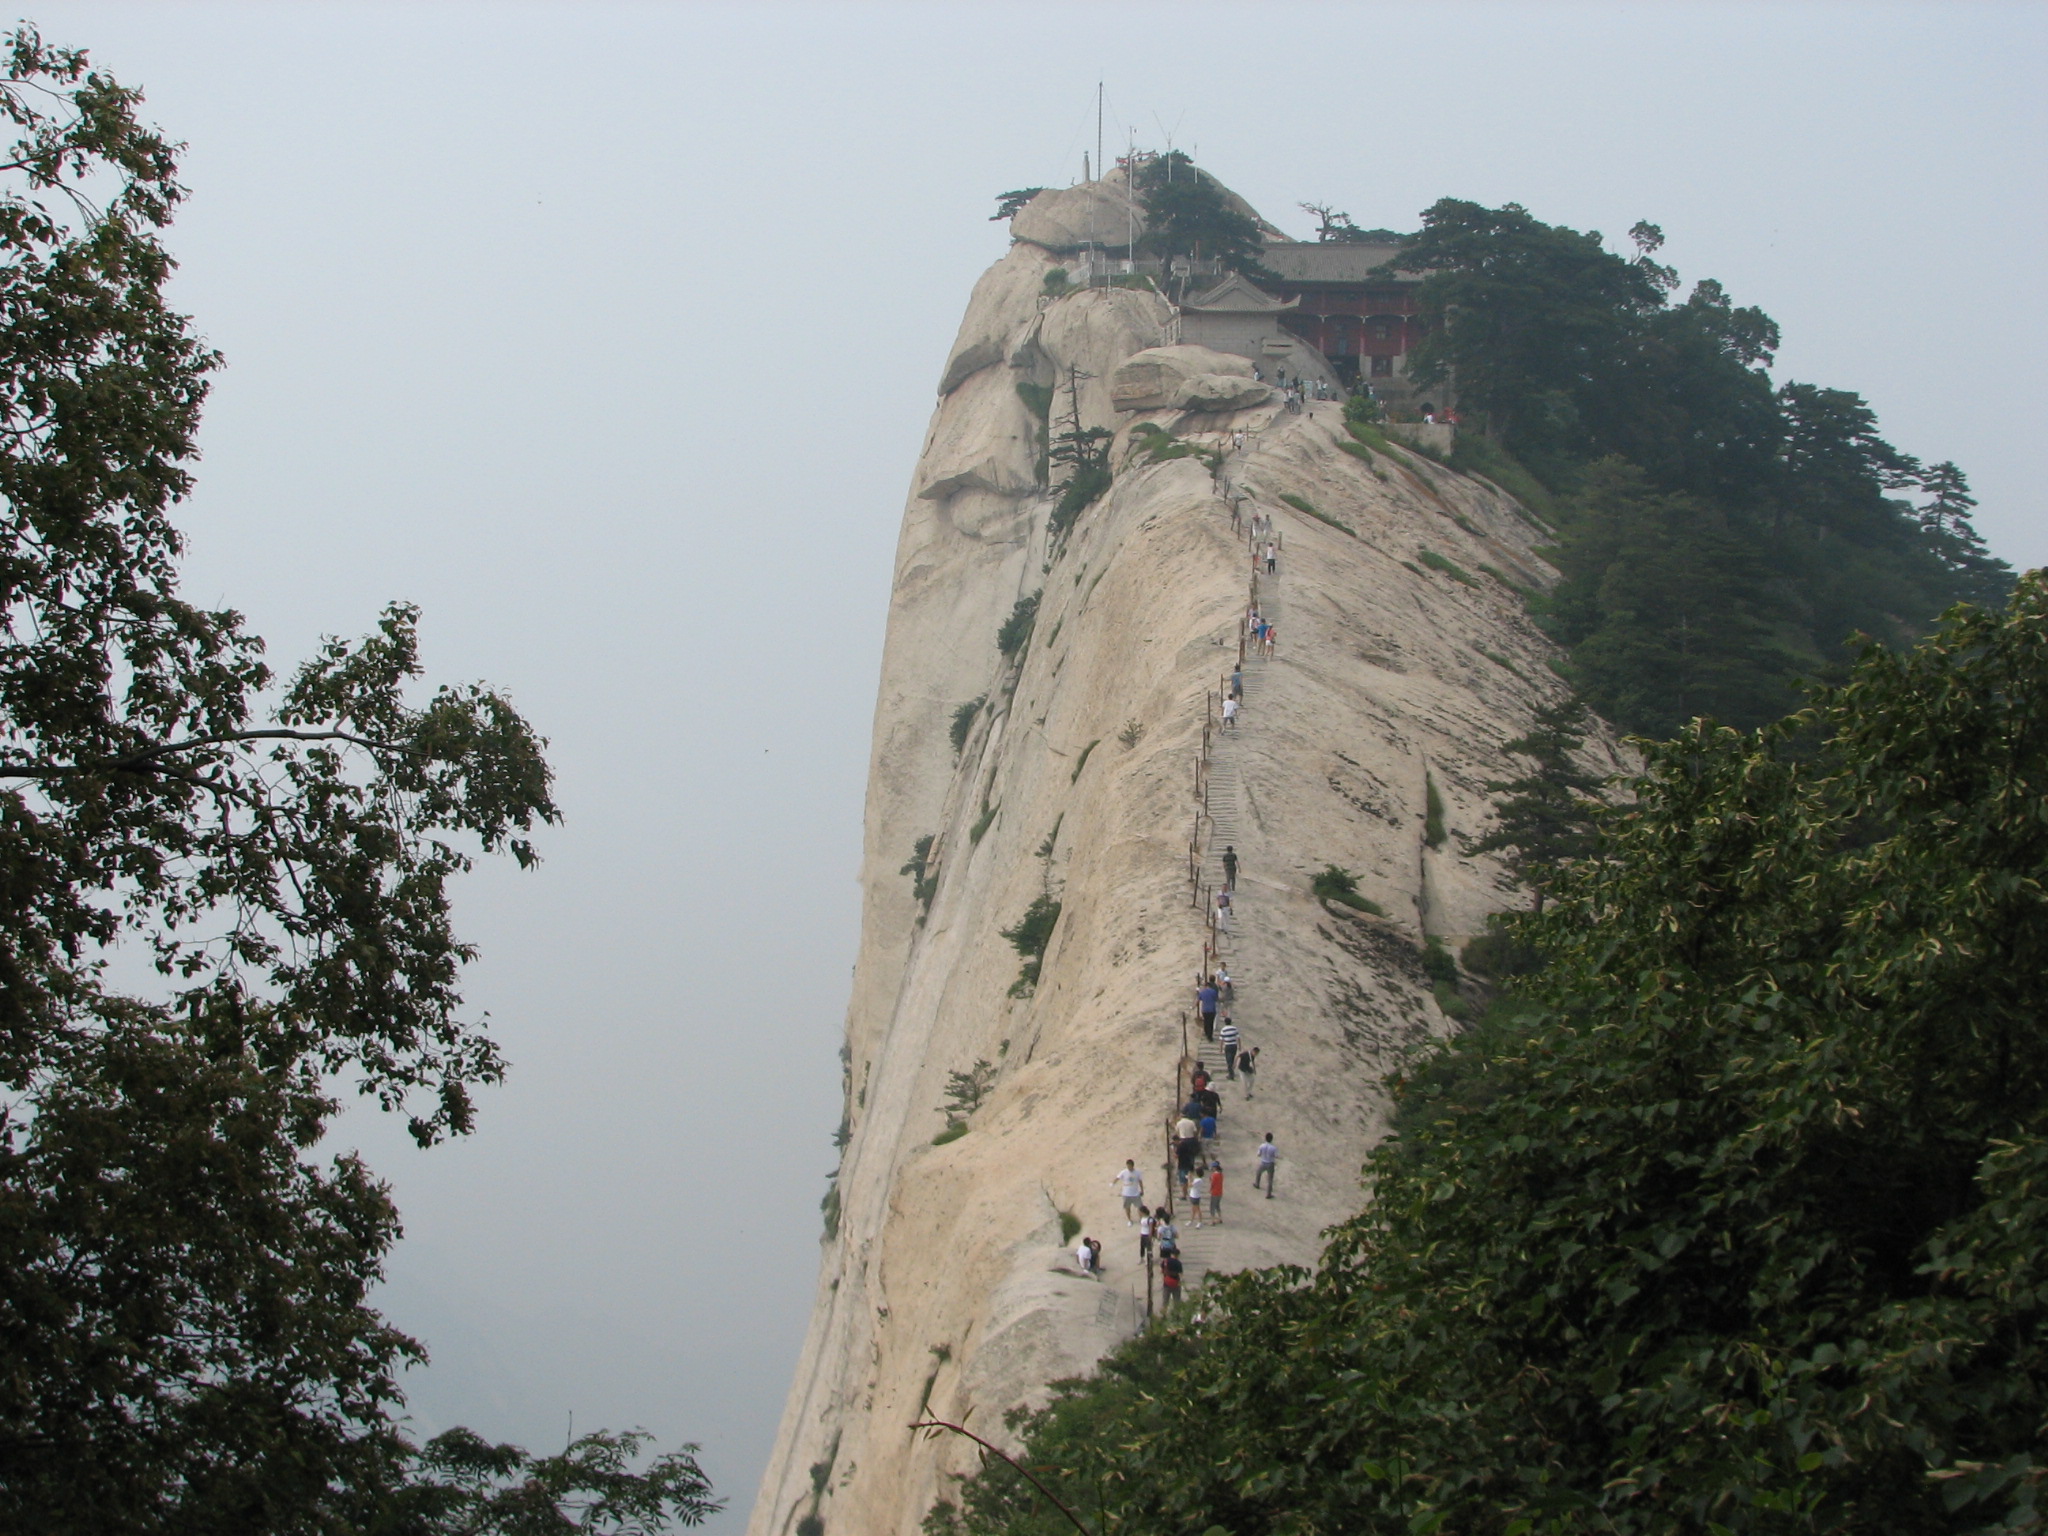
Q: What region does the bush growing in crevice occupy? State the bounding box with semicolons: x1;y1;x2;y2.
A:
933;1059;997;1143
1001;894;1062;997
1418;548;1480;587
942;1060;997;1118
1047;348;1111;536
1312;863;1387;917
900;834;938;917
969;798;999;845
995;591;1040;657
1034;814;1064;863
1421;935;1470;1020
1424;773;1448;847
1476;563;1533;597
1445;426;1556;524
1070;739;1100;782
1337;438;1391;481
1129;421;1222;471
949;697;985;757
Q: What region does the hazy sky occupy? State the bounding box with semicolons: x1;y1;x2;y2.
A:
28;1;2046;1523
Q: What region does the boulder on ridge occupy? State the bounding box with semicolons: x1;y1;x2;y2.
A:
1109;344;1267;412
1011;183;1145;254
1172;371;1274;412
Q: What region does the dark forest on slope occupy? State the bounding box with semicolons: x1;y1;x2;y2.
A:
1382;197;2010;737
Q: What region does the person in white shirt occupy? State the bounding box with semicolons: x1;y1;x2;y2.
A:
1137;1208;1156;1259
1113;1160;1145;1223
1076;1238;1096;1273
1222;696;1239;729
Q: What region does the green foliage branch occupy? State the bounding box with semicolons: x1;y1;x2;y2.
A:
991;188;1045;221
0;31;713;1532
391;1427;721;1533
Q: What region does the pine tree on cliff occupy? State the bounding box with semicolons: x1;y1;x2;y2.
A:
1463;695;1603;912
1132;151;1268;275
1915;460;2009;606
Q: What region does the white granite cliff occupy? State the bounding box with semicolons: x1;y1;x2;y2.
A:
746;185;1622;1536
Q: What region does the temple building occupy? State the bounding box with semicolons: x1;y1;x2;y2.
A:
1007;173;1435;407
1176;241;1430;402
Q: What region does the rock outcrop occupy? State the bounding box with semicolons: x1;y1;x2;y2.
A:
1009;180;1145;255
747;189;1623;1536
1109;342;1270;413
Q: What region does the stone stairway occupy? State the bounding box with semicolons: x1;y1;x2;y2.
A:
1167;548;1283;1299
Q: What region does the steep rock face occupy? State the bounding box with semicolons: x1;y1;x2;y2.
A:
747;236;1622;1536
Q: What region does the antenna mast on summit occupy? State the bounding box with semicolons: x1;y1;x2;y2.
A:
1096;81;1104;183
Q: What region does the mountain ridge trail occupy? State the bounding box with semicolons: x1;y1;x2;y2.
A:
745;233;1627;1535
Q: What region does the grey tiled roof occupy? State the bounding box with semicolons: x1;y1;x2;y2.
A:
1258;242;1419;284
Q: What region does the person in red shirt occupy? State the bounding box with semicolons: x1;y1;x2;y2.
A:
1208;1162;1224;1223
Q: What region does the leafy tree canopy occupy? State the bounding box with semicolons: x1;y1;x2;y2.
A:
1395;197;2010;733
0;28;712;1531
932;575;2048;1536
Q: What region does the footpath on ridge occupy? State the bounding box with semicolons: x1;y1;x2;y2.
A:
1113;412;1309;1315
747;232;1623;1536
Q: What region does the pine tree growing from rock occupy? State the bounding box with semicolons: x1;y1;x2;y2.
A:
1464;695;1604;911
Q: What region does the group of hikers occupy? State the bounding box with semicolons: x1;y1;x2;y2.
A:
1071;415;1308;1317
1251;365;1336;414
1243;608;1276;659
1088;1134;1278;1306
